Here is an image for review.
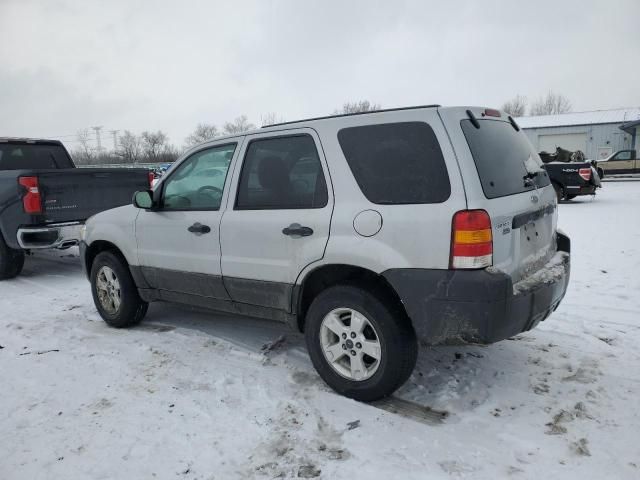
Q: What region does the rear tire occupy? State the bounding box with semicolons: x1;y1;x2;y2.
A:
0;234;25;280
90;251;148;328
304;284;417;402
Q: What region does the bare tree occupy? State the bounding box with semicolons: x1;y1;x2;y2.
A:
185;123;219;146
222;115;255;135
141;130;169;162
334;100;381;115
117;130;142;164
75;129;94;163
501;95;527;117
530;91;572;116
260;112;284;126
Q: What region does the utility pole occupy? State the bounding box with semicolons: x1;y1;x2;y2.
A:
108;130;119;151
91;126;103;154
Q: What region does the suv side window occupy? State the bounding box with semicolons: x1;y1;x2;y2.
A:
162;143;236;210
337;122;451;204
235;135;328;210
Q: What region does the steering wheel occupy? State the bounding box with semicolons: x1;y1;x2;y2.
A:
197;185;223;197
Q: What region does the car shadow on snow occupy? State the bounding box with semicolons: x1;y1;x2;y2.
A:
140;303;545;422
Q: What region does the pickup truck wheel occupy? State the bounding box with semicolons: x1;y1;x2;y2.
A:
304;284;417;402
0;234;25;280
90;251;148;328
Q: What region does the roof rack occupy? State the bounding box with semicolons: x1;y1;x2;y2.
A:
262;104;441;128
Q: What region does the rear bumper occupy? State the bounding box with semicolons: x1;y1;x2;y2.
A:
17;222;83;250
565;184;596;196
382;232;571;345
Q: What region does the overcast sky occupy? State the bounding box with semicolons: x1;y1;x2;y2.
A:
1;0;639;150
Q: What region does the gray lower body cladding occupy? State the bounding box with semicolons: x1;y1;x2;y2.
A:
382;234;571;345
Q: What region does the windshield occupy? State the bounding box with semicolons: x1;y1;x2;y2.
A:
461;119;550;199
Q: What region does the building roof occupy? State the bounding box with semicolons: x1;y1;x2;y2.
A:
620;119;640;134
516;107;640;129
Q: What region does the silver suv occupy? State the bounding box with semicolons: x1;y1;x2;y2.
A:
80;105;570;401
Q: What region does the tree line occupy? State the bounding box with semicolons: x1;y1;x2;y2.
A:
501;91;572;117
70;95;571;165
71;103;377;166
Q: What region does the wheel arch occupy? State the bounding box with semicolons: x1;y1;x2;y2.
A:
84;240;130;275
294;263;407;332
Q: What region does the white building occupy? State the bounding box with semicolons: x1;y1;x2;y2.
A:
516;108;640;160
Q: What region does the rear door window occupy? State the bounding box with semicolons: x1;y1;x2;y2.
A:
337;122;450;204
461;119;550;199
235;135;328;210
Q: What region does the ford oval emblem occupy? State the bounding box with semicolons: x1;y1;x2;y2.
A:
531;195;539;203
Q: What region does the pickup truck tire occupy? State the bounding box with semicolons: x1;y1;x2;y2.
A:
304;284;417;402
90;251;148;328
0;234;25;280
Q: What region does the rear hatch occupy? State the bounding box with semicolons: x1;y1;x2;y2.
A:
36;168;151;223
438;107;558;283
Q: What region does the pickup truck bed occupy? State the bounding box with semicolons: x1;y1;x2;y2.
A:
0;138;151;278
543;161;601;201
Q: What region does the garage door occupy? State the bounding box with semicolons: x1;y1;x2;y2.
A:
538;133;587;153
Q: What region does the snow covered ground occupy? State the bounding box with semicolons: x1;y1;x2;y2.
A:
1;181;639;480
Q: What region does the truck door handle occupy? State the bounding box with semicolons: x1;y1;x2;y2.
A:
282;223;314;237
188;222;211;235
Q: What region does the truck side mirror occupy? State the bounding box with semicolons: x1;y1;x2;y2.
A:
133;190;154;209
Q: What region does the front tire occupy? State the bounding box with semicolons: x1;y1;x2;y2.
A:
90;251;148;327
0;234;25;280
304;284;417;402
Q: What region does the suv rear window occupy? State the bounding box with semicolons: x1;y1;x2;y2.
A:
337;122;451;204
461;119;550;199
0;143;73;170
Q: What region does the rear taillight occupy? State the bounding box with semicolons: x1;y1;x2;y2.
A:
18;176;42;214
450;210;493;269
148;170;155;187
578;168;591;181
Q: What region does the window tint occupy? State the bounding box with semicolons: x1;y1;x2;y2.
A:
235;135;328;210
162;143;236;210
337;122;450;204
0;144;73;170
461;119;550;199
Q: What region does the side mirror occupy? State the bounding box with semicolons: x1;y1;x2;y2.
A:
133;190;155;209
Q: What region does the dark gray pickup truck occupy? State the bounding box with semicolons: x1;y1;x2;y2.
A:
0;138;152;279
